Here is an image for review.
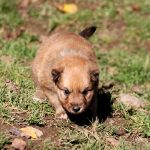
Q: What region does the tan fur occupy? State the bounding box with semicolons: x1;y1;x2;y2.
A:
32;31;99;120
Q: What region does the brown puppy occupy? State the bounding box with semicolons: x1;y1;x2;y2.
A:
32;27;99;120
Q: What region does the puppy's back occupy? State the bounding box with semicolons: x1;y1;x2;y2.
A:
33;31;97;69
32;30;97;89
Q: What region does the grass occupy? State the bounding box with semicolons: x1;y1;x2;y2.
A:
0;0;22;28
0;133;10;149
0;0;150;149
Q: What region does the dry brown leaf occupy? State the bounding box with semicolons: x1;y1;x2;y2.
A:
56;3;78;14
11;138;27;150
118;93;145;108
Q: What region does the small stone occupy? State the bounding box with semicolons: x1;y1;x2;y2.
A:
118;94;145;108
11;138;27;150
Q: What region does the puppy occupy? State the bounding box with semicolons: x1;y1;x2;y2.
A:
32;27;99;120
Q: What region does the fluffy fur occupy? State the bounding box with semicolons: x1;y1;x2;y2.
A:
32;27;99;120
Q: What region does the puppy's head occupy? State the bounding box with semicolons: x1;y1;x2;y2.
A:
51;58;99;114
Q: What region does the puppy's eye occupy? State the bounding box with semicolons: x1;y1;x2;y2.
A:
63;88;70;96
82;90;88;96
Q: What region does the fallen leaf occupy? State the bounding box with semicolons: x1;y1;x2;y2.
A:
118;94;145;108
20;127;37;139
30;127;43;137
106;137;119;146
20;126;43;139
56;3;78;14
11;138;27;150
9;127;21;136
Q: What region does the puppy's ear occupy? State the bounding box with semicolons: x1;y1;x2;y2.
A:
90;69;99;83
79;26;96;39
51;68;63;83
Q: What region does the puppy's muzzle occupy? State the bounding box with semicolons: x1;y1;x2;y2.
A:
72;105;81;113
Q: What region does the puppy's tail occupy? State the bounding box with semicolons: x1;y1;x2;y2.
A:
79;26;96;39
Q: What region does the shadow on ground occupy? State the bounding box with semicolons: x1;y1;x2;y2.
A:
67;88;113;126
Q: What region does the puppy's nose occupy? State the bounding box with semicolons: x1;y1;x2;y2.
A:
72;106;80;113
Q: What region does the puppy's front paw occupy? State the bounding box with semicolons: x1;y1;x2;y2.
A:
55;113;68;120
33;88;46;103
33;96;46;103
